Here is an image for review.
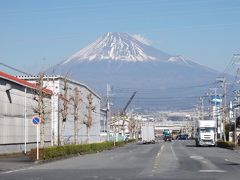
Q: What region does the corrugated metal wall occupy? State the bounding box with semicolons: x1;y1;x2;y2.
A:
0;78;51;147
52;79;101;144
22;77;102;145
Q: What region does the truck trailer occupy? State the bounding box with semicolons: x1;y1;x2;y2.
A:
141;123;155;144
195;120;216;146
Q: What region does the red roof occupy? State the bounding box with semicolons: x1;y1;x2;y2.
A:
0;71;52;95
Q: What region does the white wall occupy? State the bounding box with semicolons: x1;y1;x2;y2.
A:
0;78;51;153
23;76;102;145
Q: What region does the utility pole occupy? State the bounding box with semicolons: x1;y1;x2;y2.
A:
233;90;240;145
216;77;227;141
237;92;240;145
209;88;219;138
223;79;227;142
200;96;204;119
106;84;111;141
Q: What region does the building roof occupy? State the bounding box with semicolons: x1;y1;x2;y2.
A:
0;71;52;95
18;75;100;99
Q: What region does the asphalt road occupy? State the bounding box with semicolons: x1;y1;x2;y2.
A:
1;140;240;180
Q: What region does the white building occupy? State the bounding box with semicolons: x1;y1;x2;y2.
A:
0;71;52;153
19;75;101;145
100;109;108;142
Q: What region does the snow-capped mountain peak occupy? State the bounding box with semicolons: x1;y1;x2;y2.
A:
63;32;173;63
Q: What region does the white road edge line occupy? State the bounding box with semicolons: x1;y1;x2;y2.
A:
170;144;178;161
0;167;32;175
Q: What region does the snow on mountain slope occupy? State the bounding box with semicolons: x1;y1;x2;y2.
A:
54;31;217;78
63;32;174;63
49;32;220;109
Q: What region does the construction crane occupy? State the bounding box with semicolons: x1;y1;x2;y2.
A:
111;91;137;125
110;91;137;142
120;91;137;137
120;91;137;116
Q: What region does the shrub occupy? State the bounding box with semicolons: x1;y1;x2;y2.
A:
217;141;236;150
29;141;135;161
126;139;136;143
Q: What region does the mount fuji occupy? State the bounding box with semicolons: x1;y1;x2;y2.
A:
49;32;218;109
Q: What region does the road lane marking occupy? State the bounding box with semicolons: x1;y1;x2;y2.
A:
0;167;33;175
190;155;204;160
151;144;165;174
170;144;178;161
85;175;99;179
160;144;164;151
190;155;224;173
199;170;226;173
108;176;121;180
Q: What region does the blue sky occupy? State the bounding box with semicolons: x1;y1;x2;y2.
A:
0;0;240;74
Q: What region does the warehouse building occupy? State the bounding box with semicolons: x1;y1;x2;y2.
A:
0;71;52;153
19;75;101;145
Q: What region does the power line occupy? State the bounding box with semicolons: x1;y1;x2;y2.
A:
0;62;32;75
113;82;216;93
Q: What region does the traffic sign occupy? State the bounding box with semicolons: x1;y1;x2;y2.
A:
31;116;41;160
32;116;41;126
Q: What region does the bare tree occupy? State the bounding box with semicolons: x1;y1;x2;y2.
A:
69;87;82;144
128;117;137;139
83;93;95;144
32;72;51;147
110;116;119;147
121;115;128;140
59;77;69;145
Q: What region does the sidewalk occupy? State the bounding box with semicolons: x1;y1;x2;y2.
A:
0;153;34;172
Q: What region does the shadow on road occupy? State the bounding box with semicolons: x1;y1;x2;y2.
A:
225;162;240;166
0;153;33;172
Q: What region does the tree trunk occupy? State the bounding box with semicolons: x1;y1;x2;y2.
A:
61;121;66;145
40;122;45;147
74;118;78;144
86;127;90;144
114;126;116;147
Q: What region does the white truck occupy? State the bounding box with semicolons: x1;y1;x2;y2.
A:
195;120;216;147
141;123;155;144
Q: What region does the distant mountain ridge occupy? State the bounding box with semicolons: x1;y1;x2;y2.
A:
49;32;219;109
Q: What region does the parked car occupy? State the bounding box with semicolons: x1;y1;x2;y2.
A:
177;134;189;140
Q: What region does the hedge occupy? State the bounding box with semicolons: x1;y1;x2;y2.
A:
216;141;236;150
30;140;134;161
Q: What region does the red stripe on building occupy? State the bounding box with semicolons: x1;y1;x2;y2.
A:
0;71;52;95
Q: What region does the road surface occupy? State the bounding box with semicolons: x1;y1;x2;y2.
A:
1;140;240;180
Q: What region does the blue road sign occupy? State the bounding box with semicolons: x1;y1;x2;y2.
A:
211;95;222;106
32;116;41;126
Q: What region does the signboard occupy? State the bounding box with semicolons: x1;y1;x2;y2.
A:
32;116;41;126
211;95;222;106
